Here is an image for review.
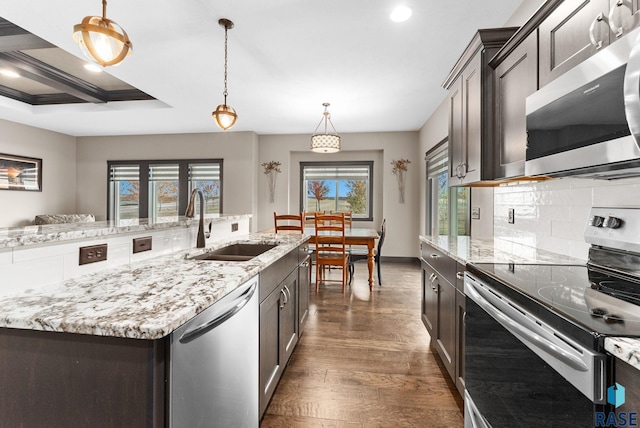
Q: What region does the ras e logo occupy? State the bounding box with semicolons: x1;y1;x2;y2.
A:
595;383;638;427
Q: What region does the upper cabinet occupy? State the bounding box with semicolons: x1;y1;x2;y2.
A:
539;0;640;87
491;32;538;179
443;28;518;186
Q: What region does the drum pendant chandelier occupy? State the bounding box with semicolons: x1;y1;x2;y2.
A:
311;103;341;153
212;18;238;131
73;0;132;67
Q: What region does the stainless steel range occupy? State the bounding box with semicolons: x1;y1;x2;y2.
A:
464;207;640;428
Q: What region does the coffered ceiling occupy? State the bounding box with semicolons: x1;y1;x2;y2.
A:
0;1;523;137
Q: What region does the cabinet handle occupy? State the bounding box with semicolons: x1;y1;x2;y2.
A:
589;12;608;49
284;284;291;303
429;253;440;259
608;0;626;38
428;272;435;282
279;288;287;309
459;162;467;178
456;271;464;280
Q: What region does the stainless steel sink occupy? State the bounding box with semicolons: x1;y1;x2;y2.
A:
190;243;277;262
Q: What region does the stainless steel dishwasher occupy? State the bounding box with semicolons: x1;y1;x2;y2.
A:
169;276;259;427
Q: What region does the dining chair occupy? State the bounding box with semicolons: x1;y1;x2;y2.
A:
273;212;304;233
348;218;385;286
330;210;352;229
314;213;349;292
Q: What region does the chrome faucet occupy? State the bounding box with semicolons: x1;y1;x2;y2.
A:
185;189;210;248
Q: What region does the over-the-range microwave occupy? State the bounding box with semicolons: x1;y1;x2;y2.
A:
526;26;640;179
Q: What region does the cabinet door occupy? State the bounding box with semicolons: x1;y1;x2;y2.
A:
259;285;284;416
539;0;611;86
298;259;310;334
421;261;437;337
448;75;464;184
435;276;456;380
462;54;482;184
455;289;466;397
280;270;298;364
494;32;538;179
609;0;640;37
449;54;482;186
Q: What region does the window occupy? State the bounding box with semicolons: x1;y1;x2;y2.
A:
300;161;373;221
108;159;222;222
425;141;470;236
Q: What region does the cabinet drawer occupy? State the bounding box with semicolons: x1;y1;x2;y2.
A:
420;242;456;280
259;248;298;301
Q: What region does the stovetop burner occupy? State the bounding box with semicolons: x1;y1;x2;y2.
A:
469;263;640;338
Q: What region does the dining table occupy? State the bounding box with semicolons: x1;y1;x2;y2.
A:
261;226;380;290
303;227;380;291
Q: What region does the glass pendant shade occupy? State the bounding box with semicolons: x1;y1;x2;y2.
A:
212;104;238;130
73;1;132;67
311;134;341;153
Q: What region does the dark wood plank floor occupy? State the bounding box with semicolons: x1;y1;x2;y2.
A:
261;261;464;427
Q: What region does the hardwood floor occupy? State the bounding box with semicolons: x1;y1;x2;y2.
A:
261;261;464;427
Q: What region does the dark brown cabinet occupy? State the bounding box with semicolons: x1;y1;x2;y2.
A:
298;255;310;334
491;32;538;179
420;242;465;389
454;265;466;397
443;28;517;186
539;0;611;87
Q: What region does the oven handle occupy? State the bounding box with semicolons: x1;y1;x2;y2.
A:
465;278;589;372
624;26;640;149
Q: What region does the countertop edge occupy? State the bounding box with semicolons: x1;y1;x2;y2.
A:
605;337;640;371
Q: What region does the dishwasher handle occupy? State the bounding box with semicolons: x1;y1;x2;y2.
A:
179;282;257;344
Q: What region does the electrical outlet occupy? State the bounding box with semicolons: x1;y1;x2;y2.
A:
231;222;238;232
508;208;515;224
471;207;480;220
79;244;108;265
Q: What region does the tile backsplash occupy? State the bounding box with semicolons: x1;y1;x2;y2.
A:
494;176;640;261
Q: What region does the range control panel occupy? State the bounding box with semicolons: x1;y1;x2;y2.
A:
585;207;640;253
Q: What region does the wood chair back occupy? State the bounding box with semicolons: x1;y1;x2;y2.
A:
273;212;303;233
314;213;349;291
330;210;352;229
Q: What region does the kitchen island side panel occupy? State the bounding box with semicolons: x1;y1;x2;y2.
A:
0;328;165;428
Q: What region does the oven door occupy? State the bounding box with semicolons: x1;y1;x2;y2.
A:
464;273;607;427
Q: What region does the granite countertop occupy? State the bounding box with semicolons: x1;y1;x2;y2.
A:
0;232;307;340
0;214;251;249
605;337;640;371
419;235;585;265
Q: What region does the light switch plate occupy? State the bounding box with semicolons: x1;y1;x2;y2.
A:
471;207;480;220
508;208;515;224
231;223;238;232
133;236;152;254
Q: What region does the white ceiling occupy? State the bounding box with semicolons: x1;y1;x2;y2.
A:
0;1;523;137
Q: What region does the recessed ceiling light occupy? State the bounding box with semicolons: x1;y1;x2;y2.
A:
0;69;20;78
390;6;412;22
84;63;103;73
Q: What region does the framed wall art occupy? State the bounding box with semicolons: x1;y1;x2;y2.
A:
0;153;42;191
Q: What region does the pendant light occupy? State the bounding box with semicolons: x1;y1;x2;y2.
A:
73;0;132;67
311;103;341;153
212;18;238;131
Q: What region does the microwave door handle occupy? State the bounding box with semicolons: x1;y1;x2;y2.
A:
465;280;589;372
624;28;640;149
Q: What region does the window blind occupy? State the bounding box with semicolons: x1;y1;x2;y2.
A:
189;163;221;181
303;165;370;181
110;165;140;181
427;144;448;179
149;164;179;182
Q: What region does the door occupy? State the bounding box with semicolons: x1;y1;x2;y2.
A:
421;261;437;337
259;284;284;416
298;257;310;333
494;32;538;179
539;0;611;86
434;275;456;380
280;270;298;364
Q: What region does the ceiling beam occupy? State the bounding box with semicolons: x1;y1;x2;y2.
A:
0;51;108;103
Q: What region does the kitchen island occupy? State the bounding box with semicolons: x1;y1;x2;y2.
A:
0;219;309;427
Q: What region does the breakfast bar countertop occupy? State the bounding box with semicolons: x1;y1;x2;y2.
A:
0;232;307;340
0;214;251;249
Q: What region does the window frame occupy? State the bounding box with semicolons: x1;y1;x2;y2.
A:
107;158;223;221
299;161;374;222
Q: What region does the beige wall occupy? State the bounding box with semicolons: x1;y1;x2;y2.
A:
76;132;260;231
0;118;76;227
258;132;420;258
